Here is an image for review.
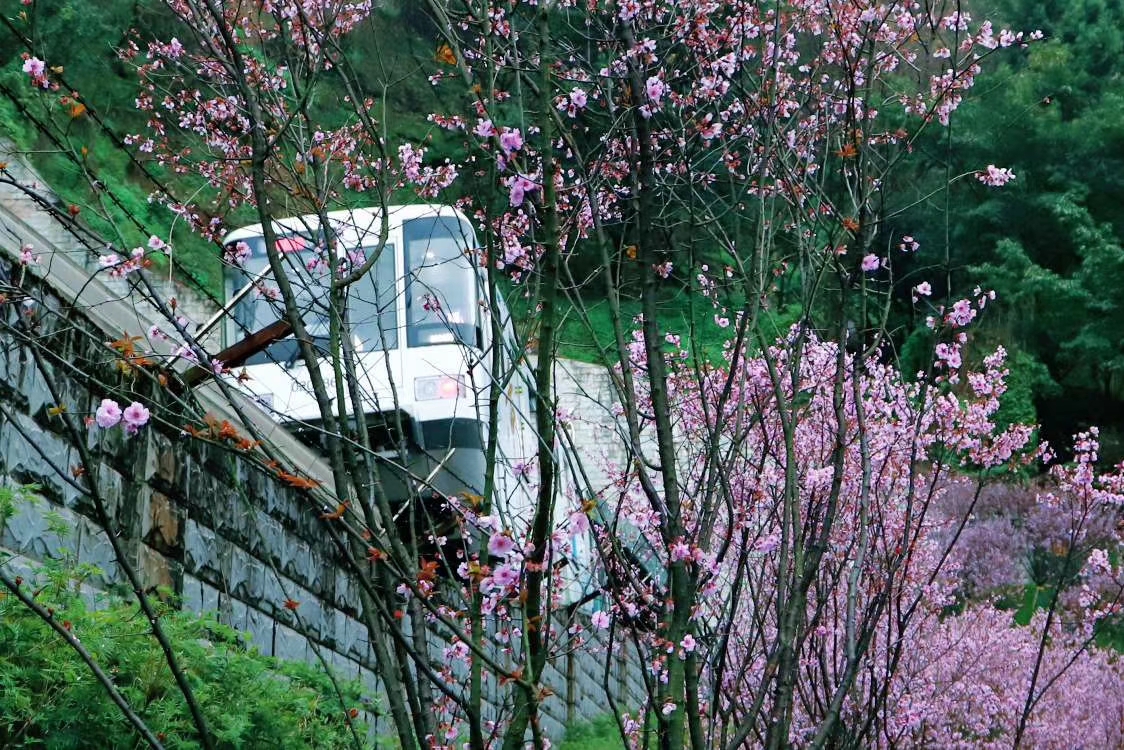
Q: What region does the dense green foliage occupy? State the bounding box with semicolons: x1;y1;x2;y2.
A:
0;486;367;749
0;592;367;748
888;0;1124;456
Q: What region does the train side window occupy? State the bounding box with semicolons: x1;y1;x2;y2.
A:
226;235;399;365
349;244;398;352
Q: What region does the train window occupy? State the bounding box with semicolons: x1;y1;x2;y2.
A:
348;245;399;353
227;235;398;365
404;216;478;348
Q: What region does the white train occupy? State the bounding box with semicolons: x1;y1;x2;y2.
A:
220;204;539;527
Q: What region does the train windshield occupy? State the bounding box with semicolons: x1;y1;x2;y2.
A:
404;216;479;348
227;236;398;366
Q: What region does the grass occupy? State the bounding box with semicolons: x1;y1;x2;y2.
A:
559;714;627;750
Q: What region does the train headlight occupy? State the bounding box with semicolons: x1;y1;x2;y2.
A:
414;375;465;401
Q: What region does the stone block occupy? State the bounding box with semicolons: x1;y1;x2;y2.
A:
334;568;358;614
273;622;309;664
0;550;46;590
76;516;120;585
305;547;332;599
259;569;289;618
538;709;566;744
246;605;274;656
356;664;379;691
280;537;311;585
247;509;283;567
152;436;178;487
292;591;324;641
20;360;53;420
142;491;182;554
226;546;264;603
0;497;76;562
200;580;221;614
180;573;204;612
220;593;248;630
93;465;125;524
138;545;178;595
182;460;211;520
212;484;248;542
333;608;360;658
183;519;219;579
0;414;79;507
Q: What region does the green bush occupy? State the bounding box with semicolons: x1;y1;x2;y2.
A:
559;714;626;750
0;589;369;749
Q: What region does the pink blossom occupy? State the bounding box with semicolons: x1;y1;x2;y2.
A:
912;281;932;302
568;510;591;536
569;87;588;110
645;76;667;106
498;128;523;155
225;241;252;266
475;514;500;533
22;57;48;87
680;634;697;653
978;164;1016;187
669;541;692;562
18;244;39;266
899;235;920;252
934;342;962;369
753;533;781;554
490;563;520;590
512;460;532;480
173;345;199;364
21;57;44;77
443;640;470;662
488;532;516;558
861;254;881;272
590;610;611;629
122;401;151;434
398;143;423;181
473;118;496;139
507;174;537;206
946;298;976;327
147;235;170;255
1085;548;1112;577
95;399;122;429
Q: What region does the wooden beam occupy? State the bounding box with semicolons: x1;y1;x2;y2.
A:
180;319;292;390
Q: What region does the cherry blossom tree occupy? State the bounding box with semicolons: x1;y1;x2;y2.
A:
5;1;1124;749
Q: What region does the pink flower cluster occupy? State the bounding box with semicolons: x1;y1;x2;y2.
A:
978;164;1017;187
18;244;40;266
94;398;151;436
21;56;49;89
505;174;537;206
397;143;458;198
97;247;148;278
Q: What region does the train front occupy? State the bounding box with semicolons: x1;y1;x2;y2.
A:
220;207;532;516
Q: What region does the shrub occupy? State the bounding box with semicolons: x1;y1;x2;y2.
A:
0;575;368;748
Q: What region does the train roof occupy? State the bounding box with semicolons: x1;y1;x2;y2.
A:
221;204;470;245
